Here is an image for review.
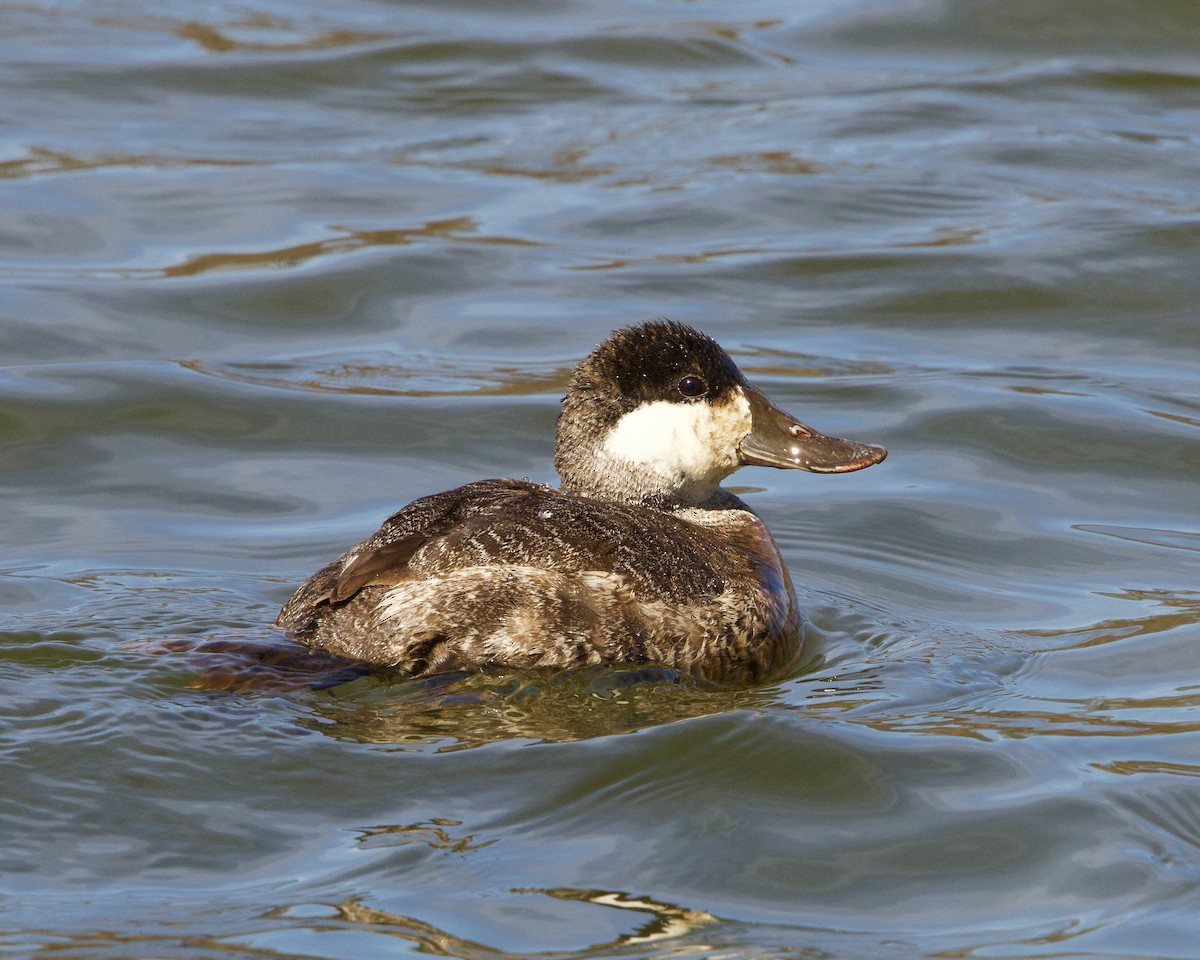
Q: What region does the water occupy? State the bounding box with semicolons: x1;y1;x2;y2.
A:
2;0;1199;957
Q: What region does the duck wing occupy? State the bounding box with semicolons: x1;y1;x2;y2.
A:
277;478;726;632
276;479;531;630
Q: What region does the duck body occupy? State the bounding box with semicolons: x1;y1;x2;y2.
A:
277;321;886;682
278;479;799;683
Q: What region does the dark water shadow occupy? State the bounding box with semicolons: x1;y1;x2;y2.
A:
304;665;786;752
152;629;789;751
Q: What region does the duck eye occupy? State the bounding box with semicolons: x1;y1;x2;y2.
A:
677;375;707;398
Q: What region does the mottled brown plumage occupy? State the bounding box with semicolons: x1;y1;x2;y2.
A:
277;321;886;682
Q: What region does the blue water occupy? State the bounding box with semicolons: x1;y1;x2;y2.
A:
2;1;1199;957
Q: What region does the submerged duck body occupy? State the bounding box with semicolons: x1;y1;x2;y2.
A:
277;321;886;683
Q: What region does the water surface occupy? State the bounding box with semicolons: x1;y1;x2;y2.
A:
2;1;1199;957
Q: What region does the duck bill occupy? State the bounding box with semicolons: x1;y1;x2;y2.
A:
737;386;887;474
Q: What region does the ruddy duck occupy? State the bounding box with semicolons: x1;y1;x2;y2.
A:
277;321;886;682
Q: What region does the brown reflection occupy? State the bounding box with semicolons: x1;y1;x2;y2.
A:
709;150;830;175
1145;408;1200;429
568;245;772;272
520;888;718;946
10;886;718;960
305;668;782;751
892;226;984;248
703;20;791;65
151;626;783;749
1093;759;1200;778
0;146;254;180
147;634;782;748
852;708;1200;741
472;144;617;184
1020;588;1200;651
180;356;571;399
90;10;389;54
173;18;388;54
355;819;498;853
148;217;540;281
329;887;717;956
1007;385;1089;396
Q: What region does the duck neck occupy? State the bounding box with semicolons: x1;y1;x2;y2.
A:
555;410;729;509
556;451;722;509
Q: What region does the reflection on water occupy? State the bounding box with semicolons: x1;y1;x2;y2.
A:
354;818;499;853
182;354;570;398
3;0;1200;956
153;218;541;281
1;216;543;282
1022;587;1200;652
171;17;390;56
307;667;784;751
328;888;718;956
0;146;260;180
152;628;789;750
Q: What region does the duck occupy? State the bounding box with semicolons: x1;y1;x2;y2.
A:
276;320;886;683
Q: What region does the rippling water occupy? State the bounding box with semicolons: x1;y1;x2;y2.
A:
3;1;1199;957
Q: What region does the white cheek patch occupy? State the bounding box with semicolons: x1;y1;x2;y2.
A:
602;390;752;483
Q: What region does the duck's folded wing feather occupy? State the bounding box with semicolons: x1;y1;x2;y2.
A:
330;478;533;600
276;479;532;629
277;477;728;632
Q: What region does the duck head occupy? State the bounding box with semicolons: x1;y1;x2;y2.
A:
554;320;887;506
